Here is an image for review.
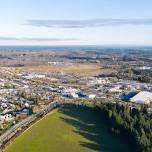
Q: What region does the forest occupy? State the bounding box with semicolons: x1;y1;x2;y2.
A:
97;102;152;152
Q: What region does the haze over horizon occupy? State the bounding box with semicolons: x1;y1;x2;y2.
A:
0;0;152;46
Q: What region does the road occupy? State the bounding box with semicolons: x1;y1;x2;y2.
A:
0;100;76;147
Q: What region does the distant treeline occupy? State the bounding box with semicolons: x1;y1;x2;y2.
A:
96;103;152;152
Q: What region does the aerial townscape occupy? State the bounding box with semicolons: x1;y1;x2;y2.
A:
0;0;152;152
0;46;151;152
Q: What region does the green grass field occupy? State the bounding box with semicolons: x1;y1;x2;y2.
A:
4;105;135;152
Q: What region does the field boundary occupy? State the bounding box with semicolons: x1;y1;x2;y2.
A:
2;108;59;152
0;100;79;150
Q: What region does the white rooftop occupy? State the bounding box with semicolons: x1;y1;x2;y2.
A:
130;91;152;104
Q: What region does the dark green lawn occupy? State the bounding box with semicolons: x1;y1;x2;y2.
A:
4;104;135;152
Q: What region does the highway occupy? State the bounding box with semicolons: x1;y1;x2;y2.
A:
0;100;75;147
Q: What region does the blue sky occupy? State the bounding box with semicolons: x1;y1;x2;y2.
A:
0;0;152;45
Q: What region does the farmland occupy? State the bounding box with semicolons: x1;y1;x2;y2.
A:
22;63;113;76
4;105;134;152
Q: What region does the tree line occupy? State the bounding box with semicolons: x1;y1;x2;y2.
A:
96;102;152;152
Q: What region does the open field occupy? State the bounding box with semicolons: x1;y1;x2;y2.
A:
22;63;113;76
4;105;134;152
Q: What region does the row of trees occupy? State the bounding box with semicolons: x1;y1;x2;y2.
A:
97;103;152;152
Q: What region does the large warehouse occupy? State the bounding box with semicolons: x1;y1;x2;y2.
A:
130;91;152;105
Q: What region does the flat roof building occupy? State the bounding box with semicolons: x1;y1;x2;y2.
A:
130;91;152;105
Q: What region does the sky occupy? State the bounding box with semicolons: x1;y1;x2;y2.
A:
0;0;152;46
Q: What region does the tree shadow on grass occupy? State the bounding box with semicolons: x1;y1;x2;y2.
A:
59;104;135;152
